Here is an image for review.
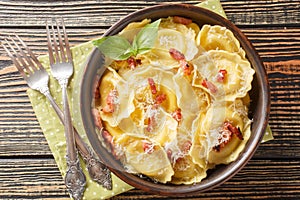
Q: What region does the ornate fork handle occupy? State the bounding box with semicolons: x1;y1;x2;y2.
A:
65;155;85;200
41;88;112;190
78;144;112;190
56;77;86;200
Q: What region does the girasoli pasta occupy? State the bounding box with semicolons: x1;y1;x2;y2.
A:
92;16;255;184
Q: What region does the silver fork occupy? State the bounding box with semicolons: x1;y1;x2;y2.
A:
2;36;112;198
46;19;112;192
46;18;86;200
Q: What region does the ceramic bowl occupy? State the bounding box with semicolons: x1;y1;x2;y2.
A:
80;3;270;196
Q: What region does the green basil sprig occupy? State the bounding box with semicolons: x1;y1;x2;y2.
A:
92;19;161;60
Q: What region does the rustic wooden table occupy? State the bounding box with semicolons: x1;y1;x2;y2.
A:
0;0;299;199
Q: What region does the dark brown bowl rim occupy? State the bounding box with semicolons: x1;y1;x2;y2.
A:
80;3;270;196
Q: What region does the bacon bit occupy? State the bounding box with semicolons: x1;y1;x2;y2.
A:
166;148;187;164
127;56;141;69
146;114;155;132
179;59;192;76
146;105;157;132
147;77;157;95
146;118;153;132
148;78;167;103
173;16;192;25
182;140;192;154
171;108;182;122
102;130;121;159
166;149;173;161
169;48;185;60
94;87;100;99
169;48;192;76
166;148;179;164
142;140;154;154
102;89;118;113
155;93;167;105
213;126;231;152
201;79;208;88
216;69;227;82
102;130;113;144
92;108;103;129
213;121;243;152
93;76;101;99
202;79;218;93
225;121;244;140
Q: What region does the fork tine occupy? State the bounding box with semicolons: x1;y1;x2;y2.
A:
10;36;38;73
2;39;27;79
50;19;61;64
61;18;72;63
6;37;35;75
46;19;60;65
15;35;45;71
46;20;55;66
7;37;30;72
55;18;67;63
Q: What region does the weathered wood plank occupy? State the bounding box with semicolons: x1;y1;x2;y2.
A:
243;28;300;62
0;159;299;199
0;0;299;27
0;159;68;199
222;0;300;26
1;27;299;63
0;28;102;57
0;0;191;27
255;60;300;159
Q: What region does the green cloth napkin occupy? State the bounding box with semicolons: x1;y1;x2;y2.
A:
27;0;273;199
27;41;134;200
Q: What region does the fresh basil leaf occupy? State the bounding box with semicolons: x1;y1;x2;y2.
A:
135;19;161;54
92;19;161;60
93;35;133;60
131;36;139;56
117;51;133;60
136;47;152;55
92;37;107;47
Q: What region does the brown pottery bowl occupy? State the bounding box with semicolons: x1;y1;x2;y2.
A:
80;3;270;196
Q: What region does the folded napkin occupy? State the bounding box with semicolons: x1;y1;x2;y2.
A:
27;0;273;199
27;40;134;200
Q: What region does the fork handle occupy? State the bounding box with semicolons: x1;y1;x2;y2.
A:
60;84;86;200
61;85;77;159
43;90;112;190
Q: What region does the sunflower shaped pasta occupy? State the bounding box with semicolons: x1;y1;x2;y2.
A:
173;73;209;136
99;68;135;127
109;66;180;145
116;134;174;183
189;113;208;169
144;18;198;69
192;99;251;166
192;50;255;101
197;24;246;59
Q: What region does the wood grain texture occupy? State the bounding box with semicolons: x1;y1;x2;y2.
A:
0;0;299;27
222;0;300;26
0;159;299;199
0;0;299;199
